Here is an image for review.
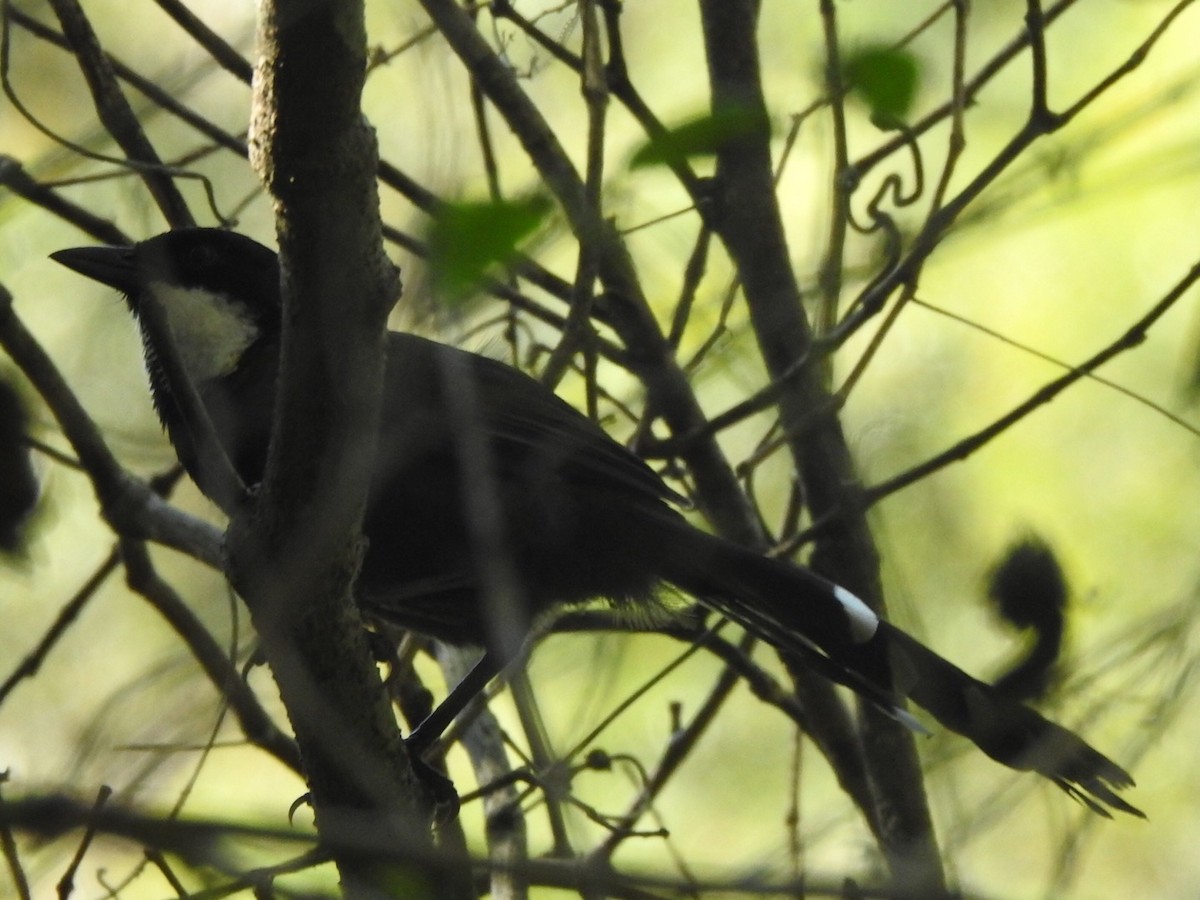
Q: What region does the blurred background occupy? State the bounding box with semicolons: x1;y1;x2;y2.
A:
2;0;1199;896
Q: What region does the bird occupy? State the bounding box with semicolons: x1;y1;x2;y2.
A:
52;227;1140;817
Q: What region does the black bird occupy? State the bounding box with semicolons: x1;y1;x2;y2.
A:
52;228;1140;816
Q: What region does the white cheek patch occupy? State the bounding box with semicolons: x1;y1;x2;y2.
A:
146;282;260;382
833;584;879;642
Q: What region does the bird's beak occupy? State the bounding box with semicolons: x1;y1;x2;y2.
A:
50;245;138;293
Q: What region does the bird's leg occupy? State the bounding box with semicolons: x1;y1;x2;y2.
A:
405;651;502;755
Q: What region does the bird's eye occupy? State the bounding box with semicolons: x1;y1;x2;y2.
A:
186;244;219;270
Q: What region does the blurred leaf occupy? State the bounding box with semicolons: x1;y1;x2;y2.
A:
988;534;1067;631
630;105;770;169
843;45;920;128
987;534;1067;702
427;195;551;303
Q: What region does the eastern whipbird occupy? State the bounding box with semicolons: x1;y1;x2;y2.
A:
52;228;1141;817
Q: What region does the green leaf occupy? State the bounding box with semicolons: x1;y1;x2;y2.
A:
630;105;770;169
843;45;920;129
427;195;551;303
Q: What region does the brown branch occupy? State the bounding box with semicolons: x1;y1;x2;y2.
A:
46;0;193;227
539;0;606;395
150;0;253;83
55;785;111;900
696;0;943;888
0;774;31;900
0;156;128;246
238;0;437;893
0;792;943;898
815;0;851;337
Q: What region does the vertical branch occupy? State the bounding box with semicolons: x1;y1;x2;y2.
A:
578;0;607;209
236;0;434;894
466;3;504;207
1025;0;1051;120
541;0;606;401
816;0;850;340
696;0;945;890
928;0;969;213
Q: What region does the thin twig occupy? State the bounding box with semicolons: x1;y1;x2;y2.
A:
835;0;1195;345
865;257;1200;504
0;773;31;900
0;549;121;707
913;295;1200;441
815;0;850;338
55;785;111;900
45;0;193;227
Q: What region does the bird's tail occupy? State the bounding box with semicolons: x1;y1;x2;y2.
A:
657;525;1141;817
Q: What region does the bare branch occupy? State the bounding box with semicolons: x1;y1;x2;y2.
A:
46;0;193;227
865;257;1200;504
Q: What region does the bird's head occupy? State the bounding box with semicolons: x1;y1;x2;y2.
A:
52;228;281;383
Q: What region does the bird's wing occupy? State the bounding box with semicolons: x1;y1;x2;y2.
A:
387;333;684;506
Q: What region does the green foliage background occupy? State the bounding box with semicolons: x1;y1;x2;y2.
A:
2;1;1199;895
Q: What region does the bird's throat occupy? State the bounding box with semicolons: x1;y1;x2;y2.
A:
142;282;261;383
